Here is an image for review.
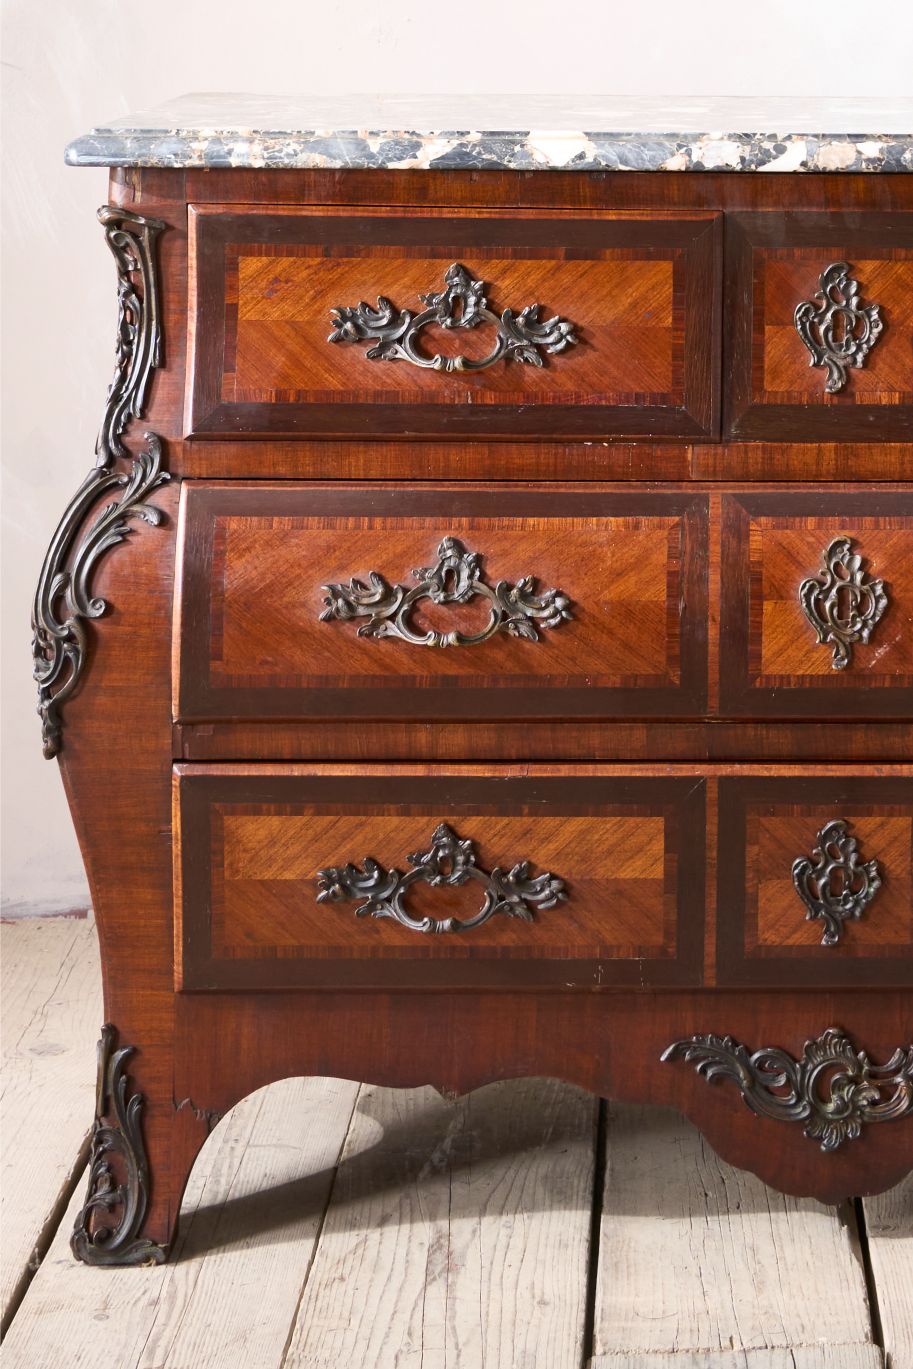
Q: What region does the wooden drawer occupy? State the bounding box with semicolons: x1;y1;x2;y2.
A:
186;205;721;441
173;764;912;994
716;773;913;988
726;212;913;439
720;490;913;717
173;483;709;723
173;765;707;991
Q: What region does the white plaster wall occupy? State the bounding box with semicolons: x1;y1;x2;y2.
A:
3;0;913;911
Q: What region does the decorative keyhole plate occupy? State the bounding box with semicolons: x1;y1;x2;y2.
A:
794;261;884;393
792;818;882;946
798;536;888;670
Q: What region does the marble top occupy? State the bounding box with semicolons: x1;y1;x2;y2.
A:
65;95;913;172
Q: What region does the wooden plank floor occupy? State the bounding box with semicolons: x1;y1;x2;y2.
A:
1;917;911;1368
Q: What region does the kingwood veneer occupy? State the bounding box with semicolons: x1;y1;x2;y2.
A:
35;97;913;1265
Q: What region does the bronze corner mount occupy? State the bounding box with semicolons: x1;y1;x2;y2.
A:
96;206;166;468
32;206;169;758
71;1024;167;1266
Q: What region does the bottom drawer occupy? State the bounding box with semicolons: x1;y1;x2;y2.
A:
172;764;913;993
173;765;705;991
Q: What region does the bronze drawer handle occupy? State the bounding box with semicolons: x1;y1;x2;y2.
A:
792;818;882;946
798;536;888;670
328;261;578;372
320;535;573;647
794;261;883;393
316;822;567;935
662;1028;913;1151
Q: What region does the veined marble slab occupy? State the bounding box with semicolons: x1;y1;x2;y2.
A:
66;94;913;173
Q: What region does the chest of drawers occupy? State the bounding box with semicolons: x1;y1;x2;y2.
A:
41;97;912;1264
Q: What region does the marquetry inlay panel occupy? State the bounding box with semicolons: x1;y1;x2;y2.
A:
717;775;913;988
174;767;706;992
174;484;708;723
187;205;720;439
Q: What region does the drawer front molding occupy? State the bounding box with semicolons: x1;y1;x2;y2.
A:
663;1027;913;1151
719;491;913;719
317;821;567;935
799;536;889;670
725;212;913;439
794;261;884;394
329;261;577;372
792;819;882;946
187;206;721;440
71;1024;166;1267
320;534;573;647
715;774;913;988
175;485;708;724
173;767;706;992
32;206;168;759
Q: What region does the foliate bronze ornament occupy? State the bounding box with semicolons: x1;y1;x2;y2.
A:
32;207;168;758
798;536;888;670
794;261;884;393
96;206;165;465
32;439;167;759
320;536;572;647
662;1028;913;1152
71;1024;166;1266
328;262;577;372
792;819;882;947
317;822;567;935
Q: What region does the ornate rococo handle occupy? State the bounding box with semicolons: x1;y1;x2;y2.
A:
798;536;888;671
316;822;567;935
792;819;882;946
663;1027;913;1151
794;261;884;393
31;207;168;758
320;535;573;647
328;262;578;372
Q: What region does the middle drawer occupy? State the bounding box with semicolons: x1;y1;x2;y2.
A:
174;482;913;725
174;483;708;721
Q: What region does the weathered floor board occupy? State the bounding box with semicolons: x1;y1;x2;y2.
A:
589;1350;884;1368
283;1079;597;1369
864;1175;913;1369
0;915;100;1332
592;1103;876;1362
2;917;911;1367
1;1075;360;1369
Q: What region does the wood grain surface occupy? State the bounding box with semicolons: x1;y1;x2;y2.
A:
174;483;709;723
0;916;99;1334
726;212;913;439
173;765;705;991
717;774;913;987
186;205;721;440
720;490;913;717
593;1104;874;1361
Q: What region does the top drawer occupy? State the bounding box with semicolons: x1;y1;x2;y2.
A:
186;206;720;441
726;212;913;440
